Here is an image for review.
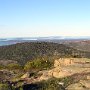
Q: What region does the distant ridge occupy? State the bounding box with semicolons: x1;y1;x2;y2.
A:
0;36;90;46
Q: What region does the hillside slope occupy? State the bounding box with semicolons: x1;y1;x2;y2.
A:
0;42;89;65
62;40;90;52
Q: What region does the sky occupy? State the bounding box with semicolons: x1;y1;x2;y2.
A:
0;0;90;38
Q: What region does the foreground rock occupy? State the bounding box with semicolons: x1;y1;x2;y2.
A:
1;58;90;89
66;80;90;90
39;58;90;79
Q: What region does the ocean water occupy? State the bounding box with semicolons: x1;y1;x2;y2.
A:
0;38;38;46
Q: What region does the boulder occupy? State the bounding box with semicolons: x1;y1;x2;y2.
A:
21;72;30;79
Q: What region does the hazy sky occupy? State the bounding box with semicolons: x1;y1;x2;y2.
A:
0;0;90;38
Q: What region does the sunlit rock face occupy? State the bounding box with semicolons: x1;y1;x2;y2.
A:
54;58;90;68
66;80;90;90
39;58;90;79
54;58;74;67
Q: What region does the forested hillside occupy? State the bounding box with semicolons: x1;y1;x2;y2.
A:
0;42;89;65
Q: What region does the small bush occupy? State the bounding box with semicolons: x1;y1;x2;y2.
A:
0;84;10;90
7;63;22;70
0;65;5;69
24;59;53;71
